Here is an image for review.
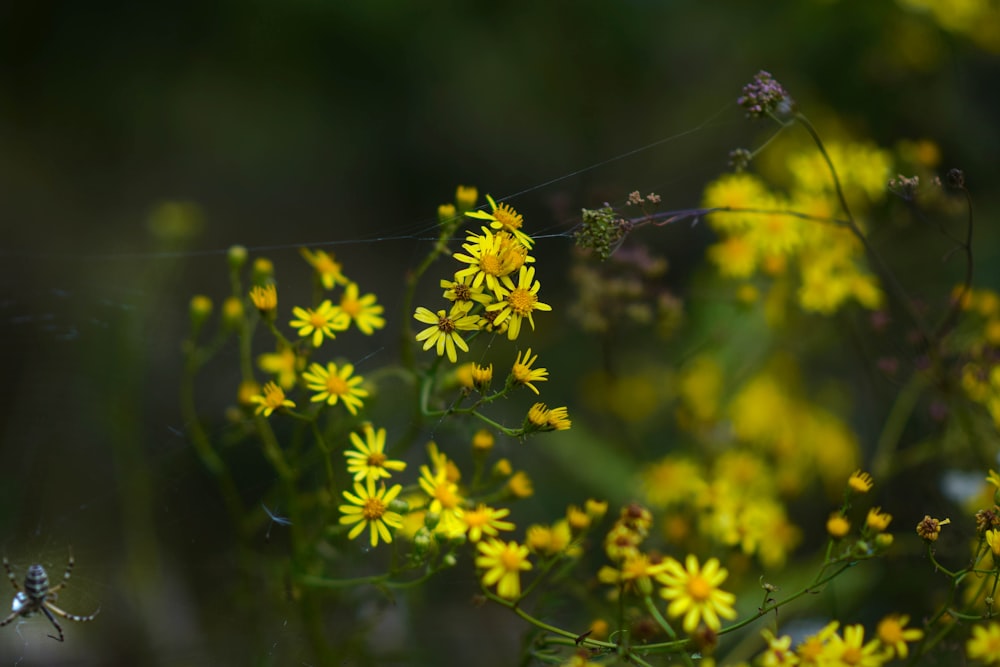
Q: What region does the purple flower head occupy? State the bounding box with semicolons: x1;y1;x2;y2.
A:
737;71;795;119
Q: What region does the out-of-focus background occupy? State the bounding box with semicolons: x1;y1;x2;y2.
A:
1;1;998;665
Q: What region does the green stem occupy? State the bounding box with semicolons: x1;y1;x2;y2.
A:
871;372;928;479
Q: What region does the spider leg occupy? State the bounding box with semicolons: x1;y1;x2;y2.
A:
1;559;20;593
47;553;75;597
44;601;100;624
0;611;21;628
39;606;64;642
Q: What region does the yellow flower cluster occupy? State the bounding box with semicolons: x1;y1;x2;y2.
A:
755;615;924;666
413;194;551;362
246;248;383;418
702;139;894;315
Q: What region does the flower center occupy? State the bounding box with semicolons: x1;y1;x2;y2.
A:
480;254;503;276
310;312;328;328
495;204;523;230
512;363;530;382
326;375;349;396
367;452;386;467
686;575;712;601
341;297;361;317
841;647;862;665
435;485;459;509
507;288;536;315
500;547;522;571
453;284;472;301
362;497;386;521
437;315;456;333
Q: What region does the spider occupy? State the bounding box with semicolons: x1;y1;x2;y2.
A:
0;554;99;642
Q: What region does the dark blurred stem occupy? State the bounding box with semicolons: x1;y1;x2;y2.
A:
180;353;245;528
930;184;975;342
871;372;928;479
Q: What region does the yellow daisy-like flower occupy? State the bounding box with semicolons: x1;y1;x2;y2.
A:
488;265;551;341
511;348;548;394
344;424;406;482
456;503;515;542
877;614;923;659
418;465;466;538
826;624;884;667
300;247;347;289
338;282;385;335
986;529;1000;558
257;345;299;390
471;363;493;391
250;381;295;417
338;477;404;548
968;622;1000;664
598;552;668;595
249;284;278;315
759;629;799;667
526;403;572;431
865;507;892;533
656;555;737;634
413;305;482;363
441;275;493;313
453;227;532;297
507;471;534;498
465;193;535;249
796;621;840;665
475;538;532;600
302;362;368;415
848;470;875;493
290;300;350;347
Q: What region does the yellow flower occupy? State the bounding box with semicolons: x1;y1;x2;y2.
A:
453;227;531;297
257;345;299;390
488;265;552;341
826;624;885;667
250;382;295;417
865;507;893;533
290;300;349;347
988;469;1000;491
344;424;406;482
471;429;495;452
337;282;385;335
876;614;923;659
302;362;368;415
507;471;534;498
456;503;514;543
475;539;532;599
511;348;549;394
599;552;668;594
471;363;493;391
759;628;798;667
826;513;851;539
656;555;737;633
413;305;482;363
526;520;578;557
338;477;404;548
300;248;347;289
848;470;874;493
796;621;840;666
465;193;534;248
986;529;1000;558
455;184;478;212
526;403;572;432
418;465;465;538
968;622;1000;664
441;275;493;312
249;284;278;315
